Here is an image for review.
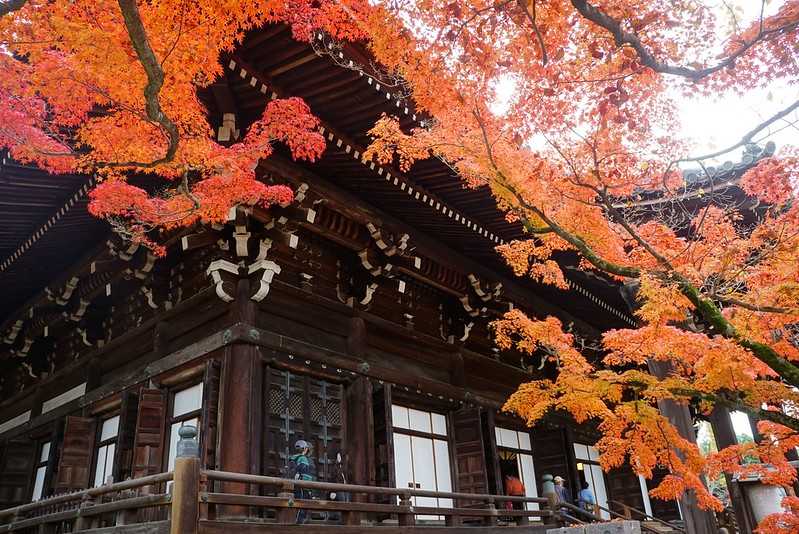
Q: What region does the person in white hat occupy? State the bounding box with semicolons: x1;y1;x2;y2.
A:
553;475;572;505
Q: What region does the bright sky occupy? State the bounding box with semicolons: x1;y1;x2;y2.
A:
696;412;754;452
731;410;756;440
491;1;799;163
679;77;798;165
667;0;798;163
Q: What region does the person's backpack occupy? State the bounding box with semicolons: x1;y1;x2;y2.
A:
289;453;315;481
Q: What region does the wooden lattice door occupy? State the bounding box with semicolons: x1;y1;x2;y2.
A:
263;367;343;483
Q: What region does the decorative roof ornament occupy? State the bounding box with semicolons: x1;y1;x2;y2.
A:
682;141;776;186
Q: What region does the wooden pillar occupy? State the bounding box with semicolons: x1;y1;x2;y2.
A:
345;375;374;525
484;410;502;495
648;360;717;534
217;280;262;519
563;426;581;499
709;406;756;534
171;428;200;534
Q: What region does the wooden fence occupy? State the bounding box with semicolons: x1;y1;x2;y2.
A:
0;454;561;533
0;472;172;533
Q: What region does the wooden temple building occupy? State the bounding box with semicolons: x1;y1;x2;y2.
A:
0;23;770;534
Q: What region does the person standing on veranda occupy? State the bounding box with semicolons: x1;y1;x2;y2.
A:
577;481;596;520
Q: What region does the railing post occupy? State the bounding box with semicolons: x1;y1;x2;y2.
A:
446;513;462;527
115;489;138;526
199;471;213;521
484;497;498;526
171;425;200;534
541;474;561;526
397;491;415;526
622;503;632;519
277;482;295;525
516;501;529;526
74;493;96;531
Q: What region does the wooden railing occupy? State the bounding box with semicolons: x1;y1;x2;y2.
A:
0;472;172;533
0;463;558;534
202;469;554;527
558;502;684;534
11;427;681;534
3;450;685;534
607;499;685;533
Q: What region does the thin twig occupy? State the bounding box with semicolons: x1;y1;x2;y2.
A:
679;98;799;162
517;0;548;65
570;0;798;81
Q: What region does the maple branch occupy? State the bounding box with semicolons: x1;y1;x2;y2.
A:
569;0;798;81
679;282;799;389
473;110;641;278
516;0;548;65
112;0;180;169
548;157;799;388
714;295;794;315
468;107;799;388
679;98;799;162
521;186;799;387
0;0;25;17
444;0;515;46
595;185;675;270
671;387;799;432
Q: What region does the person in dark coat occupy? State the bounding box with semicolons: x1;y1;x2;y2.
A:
554;476;572;504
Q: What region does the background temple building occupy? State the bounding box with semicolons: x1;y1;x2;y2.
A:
0;22;770;534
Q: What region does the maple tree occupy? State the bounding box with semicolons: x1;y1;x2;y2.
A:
0;0;361;252
355;1;799;532
1;0;799;531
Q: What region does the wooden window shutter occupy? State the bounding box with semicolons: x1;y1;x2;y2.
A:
200;359;221;470
132;389;166;478
0;439;37;507
55;416;96;490
113;390;140;481
452;407;489;505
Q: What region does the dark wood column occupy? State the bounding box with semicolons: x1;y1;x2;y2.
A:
345;376;375;490
563;426;581;498
217;280;263;518
648;360;717;534
708;406;756;533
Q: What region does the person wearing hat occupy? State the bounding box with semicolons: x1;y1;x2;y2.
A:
553;475;572;505
289;439;315;524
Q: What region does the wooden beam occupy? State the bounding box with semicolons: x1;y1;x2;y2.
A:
0;323;246;440
259;155;601;337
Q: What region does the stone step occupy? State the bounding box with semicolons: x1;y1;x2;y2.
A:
641;521;681;533
547;519;682;534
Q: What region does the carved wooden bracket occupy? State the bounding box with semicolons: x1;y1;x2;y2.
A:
440;298;475;344
336;257;378;307
191;205;295;303
336;219;412;308
459;273;507;318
